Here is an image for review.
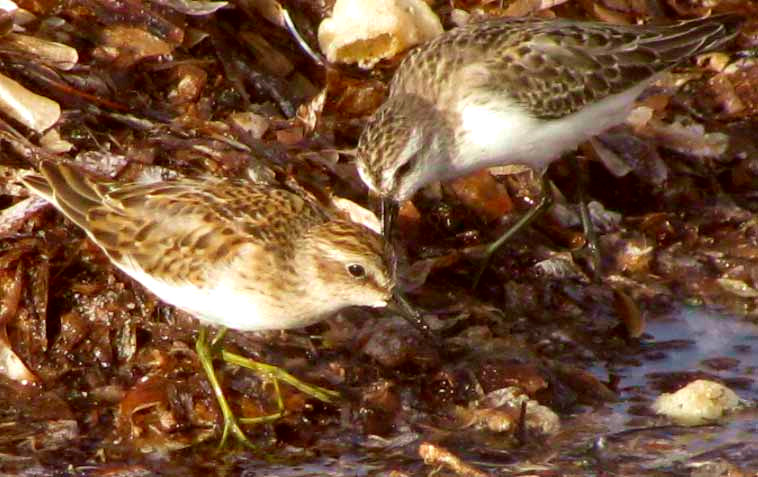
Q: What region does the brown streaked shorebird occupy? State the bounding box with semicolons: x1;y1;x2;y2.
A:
355;14;743;283
22;160;418;448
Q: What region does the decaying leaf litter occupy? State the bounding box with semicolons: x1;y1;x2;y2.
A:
0;0;756;475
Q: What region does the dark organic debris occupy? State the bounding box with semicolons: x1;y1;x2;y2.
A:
0;0;755;475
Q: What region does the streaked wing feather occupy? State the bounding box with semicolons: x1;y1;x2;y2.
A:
22;163;102;229
95;181;326;282
483;15;742;119
21;174;53;200
39;160;104;221
23;161;328;285
393;14;742;119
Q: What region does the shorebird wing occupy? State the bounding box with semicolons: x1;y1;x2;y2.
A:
22;161;325;285
475;14;743;119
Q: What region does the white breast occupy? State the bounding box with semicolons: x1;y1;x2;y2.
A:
452;80;653;177
114;252;311;331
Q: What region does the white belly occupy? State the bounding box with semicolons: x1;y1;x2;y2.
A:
115;257;316;331
452;82;651;177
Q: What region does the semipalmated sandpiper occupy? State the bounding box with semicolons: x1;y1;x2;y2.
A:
356;13;743;277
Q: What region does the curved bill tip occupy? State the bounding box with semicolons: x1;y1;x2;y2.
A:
387;289;433;339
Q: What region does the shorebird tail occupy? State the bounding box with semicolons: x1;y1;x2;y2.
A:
21;161;105;230
647;13;744;64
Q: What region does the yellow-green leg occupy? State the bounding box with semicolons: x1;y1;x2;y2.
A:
221;350;341;404
472;175;553;289
196;327;260;449
195;327;340;449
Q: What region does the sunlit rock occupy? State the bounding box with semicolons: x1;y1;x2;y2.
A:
653;379;742;426
318;0;443;69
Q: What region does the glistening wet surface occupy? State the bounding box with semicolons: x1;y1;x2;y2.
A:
204;306;758;477
1;1;756;475
565;306;758;475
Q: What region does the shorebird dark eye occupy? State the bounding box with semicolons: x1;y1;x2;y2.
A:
347;264;366;278
396;161;413;179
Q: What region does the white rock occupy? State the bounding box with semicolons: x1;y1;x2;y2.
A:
0;33;78;70
318;0;443;69
0;326;37;384
653;379;742;426
39;128;73;153
0;0;16;13
0;72;60;132
331;196;381;234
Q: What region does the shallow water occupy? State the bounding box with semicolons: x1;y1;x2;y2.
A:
231;306;758;476
573;306;758;474
617;307;755;407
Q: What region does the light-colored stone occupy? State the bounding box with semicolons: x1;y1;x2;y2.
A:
318;0;442;69
653;379;742;426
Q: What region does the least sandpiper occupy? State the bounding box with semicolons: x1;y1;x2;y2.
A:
356;14;743;274
22;160;410;447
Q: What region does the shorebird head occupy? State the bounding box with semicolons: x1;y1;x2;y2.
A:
300;219;429;337
299;219;395;311
356;95;434;205
356;94;447;239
